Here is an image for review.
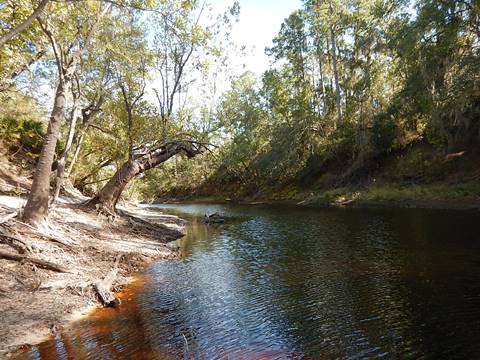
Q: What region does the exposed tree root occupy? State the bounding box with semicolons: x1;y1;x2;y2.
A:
0;249;68;273
0;211;18;225
11;218;78;246
0;230;30;254
119;210;165;232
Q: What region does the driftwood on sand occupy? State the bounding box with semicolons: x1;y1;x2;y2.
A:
94;255;122;307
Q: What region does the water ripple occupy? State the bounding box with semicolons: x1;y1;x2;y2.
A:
15;205;480;360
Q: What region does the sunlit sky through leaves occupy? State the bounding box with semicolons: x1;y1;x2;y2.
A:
210;0;303;74
30;0;303;114
143;0;303;114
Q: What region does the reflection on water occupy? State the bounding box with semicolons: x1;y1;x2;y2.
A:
15;204;480;359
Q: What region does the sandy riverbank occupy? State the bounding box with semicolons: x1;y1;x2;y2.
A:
0;193;186;359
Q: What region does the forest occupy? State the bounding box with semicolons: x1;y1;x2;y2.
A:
1;0;480;220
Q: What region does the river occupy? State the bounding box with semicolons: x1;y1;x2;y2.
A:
14;204;480;359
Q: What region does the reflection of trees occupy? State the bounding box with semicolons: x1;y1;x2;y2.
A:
179;222;219;257
384;209;480;358
269;208;424;358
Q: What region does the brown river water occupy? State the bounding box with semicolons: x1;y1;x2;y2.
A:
13;204;480;359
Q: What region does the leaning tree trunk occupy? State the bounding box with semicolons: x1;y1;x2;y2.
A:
88;160;140;214
88;141;202;214
23;79;70;225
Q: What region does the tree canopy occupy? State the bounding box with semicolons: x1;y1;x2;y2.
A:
1;0;478;215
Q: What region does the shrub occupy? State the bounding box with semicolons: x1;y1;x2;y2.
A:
0;116;45;155
372;113;398;153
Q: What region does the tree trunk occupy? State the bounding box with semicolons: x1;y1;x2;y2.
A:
23;79;70;225
88;160;139;213
22;3;110;225
316;45;327;115
88;142;202;214
66;101;104;177
328;0;342;125
52;102;80;203
330;25;343;125
65;131;85;177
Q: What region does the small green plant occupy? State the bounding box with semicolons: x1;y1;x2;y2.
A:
0;116;45;155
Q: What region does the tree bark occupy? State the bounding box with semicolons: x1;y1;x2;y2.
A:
65;131;85;177
23;80;70;225
328;0;342;125
316;44;327;116
52;101;80;203
330;25;343;125
0;0;49;48
88;141;203;214
66;100;104;177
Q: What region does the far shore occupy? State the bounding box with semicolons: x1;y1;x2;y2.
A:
151;185;480;211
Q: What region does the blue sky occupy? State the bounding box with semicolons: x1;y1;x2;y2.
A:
209;0;303;74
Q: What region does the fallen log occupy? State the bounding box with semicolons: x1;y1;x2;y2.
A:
94;255;122;307
0;249;68;272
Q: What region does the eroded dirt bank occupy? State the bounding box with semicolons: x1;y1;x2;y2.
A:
0;158;186;358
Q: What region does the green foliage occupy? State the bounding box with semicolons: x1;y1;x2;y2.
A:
2;0;478;203
0;0;47;90
0;116;46;155
0;91;45;155
156;0;480;199
372;113;398;153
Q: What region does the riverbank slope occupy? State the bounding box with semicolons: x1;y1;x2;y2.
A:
156;141;480;210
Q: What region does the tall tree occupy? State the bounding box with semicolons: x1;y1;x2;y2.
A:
23;2;111;225
152;0;213;139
